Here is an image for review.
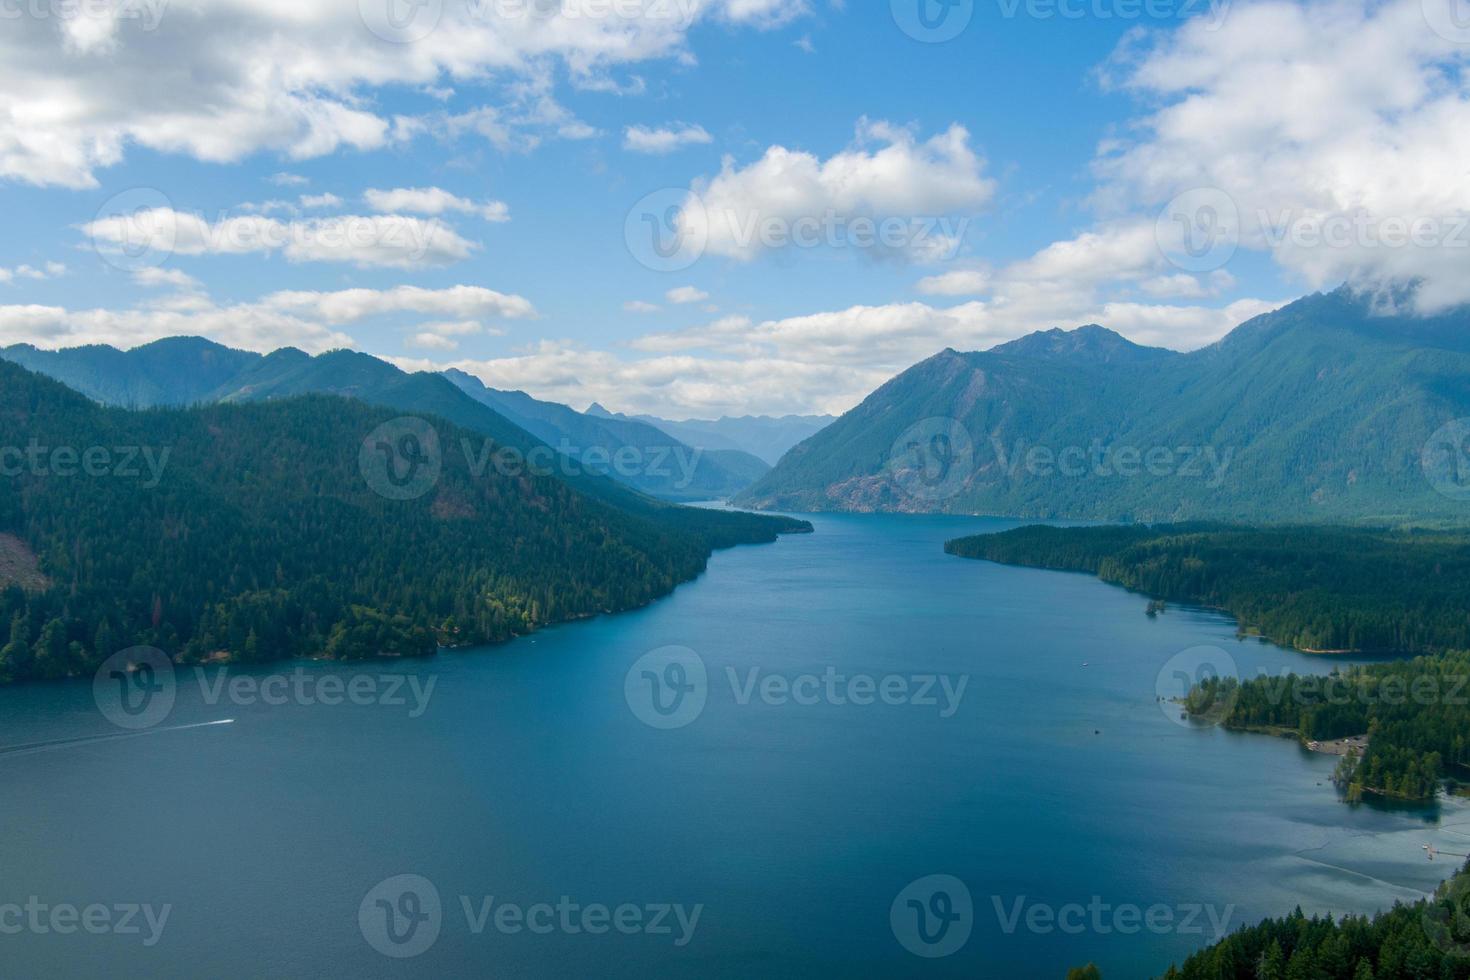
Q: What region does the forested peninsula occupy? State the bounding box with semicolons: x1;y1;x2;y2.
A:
946;524;1470;802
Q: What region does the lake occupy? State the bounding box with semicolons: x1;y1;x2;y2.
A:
1;512;1466;978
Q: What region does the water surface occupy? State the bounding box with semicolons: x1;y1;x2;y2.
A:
1;513;1465;978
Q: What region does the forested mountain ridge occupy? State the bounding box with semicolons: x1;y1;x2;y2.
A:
737;288;1470;524
0;340;773;500
1;337;259;408
0;359;807;684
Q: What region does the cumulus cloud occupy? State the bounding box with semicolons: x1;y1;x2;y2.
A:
364;187;511;222
677;119;995;262
1095;0;1470;310
131;267;203;290
300;193;343;209
916;268;991;296
0;283;531;359
623;123;714;154
0;0;813;188
83;208;478;268
261;285;535;324
665;286;710;304
0;262;67;284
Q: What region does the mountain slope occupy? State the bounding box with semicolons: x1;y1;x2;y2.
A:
0;359;806;684
0;337;260;408
736;288;1470;524
197;348;802;543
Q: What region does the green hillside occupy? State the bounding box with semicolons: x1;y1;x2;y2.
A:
737;289;1470;524
0;360;806;683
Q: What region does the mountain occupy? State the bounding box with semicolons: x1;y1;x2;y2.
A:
584;405;835;466
988;323;1175;364
0;340;773;501
0;337;259;408
736;287;1470;524
442;370;768;500
0;359;808;684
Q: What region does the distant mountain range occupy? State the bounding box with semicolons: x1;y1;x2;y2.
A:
442;371;769;500
584;405;835;466
0;339;805;501
737;288;1470;524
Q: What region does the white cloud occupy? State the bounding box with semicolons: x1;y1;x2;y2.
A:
1139;270;1236;299
679;119;995;262
364;187;511;222
0;1;812;188
1096;0;1470;310
0;299;352;354
916;268;991;296
624;300;662;313
410;331;465;351
665;286;710;304
623;123;713;154
422;319;490;335
268;173;309;187
300;193;343;209
132;267;202;290
83;208;478;268
0;262;66;284
717;0;810;27
261;285;535;324
0;283;529;357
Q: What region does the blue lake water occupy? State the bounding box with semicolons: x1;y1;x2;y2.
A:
1;512;1467;978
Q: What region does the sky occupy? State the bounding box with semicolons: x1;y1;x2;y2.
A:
2;0;1469;418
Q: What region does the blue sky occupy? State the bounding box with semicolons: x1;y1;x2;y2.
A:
2;0;1467;416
